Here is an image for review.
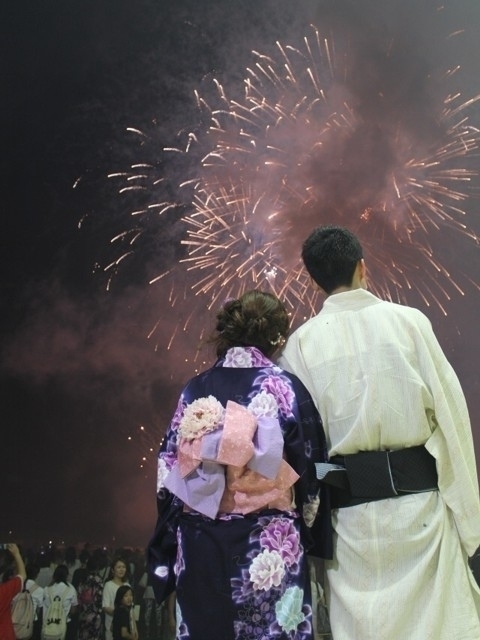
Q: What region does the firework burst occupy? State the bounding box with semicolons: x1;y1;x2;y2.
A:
106;22;480;349
181;25;480;317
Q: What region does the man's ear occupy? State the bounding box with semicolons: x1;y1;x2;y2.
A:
358;259;367;288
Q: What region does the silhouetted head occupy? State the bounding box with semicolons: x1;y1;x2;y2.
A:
52;564;69;585
302;225;364;294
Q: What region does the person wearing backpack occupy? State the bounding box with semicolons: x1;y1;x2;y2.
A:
11;561;43;640
42;565;77;640
11;580;35;640
25;563;44;640
0;543;27;640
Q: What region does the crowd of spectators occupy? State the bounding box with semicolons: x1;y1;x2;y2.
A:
4;540;480;640
0;542;175;640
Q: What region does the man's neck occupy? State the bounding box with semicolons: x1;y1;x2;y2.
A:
328;284;359;296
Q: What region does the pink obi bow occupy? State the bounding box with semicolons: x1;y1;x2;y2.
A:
164;400;299;518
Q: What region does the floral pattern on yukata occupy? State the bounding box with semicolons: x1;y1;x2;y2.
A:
174;515;312;639
233;516;312;639
158;347;298;485
151;345;328;639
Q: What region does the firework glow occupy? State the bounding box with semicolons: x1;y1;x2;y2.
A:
2;0;480;548
108;23;480;345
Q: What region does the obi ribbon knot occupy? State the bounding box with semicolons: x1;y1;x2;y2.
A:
164;400;299;518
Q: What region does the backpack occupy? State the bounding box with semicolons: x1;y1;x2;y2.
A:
41;586;68;640
11;583;35;640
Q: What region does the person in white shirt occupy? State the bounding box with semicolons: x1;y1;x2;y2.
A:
35;556;53;590
23;562;43;638
102;558;130;640
279;225;480;640
42;564;78;624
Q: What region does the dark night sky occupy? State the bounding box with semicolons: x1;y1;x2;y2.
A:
1;0;479;549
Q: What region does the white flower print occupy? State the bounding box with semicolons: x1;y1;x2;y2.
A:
248;390;279;418
157;458;170;492
223;347;253;368
154;565;169;579
178;395;225;440
249;549;285;591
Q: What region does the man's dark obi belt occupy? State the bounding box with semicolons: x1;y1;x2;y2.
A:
316;445;438;508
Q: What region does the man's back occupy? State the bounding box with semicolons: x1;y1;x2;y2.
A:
280;288;480;639
281;289;466;455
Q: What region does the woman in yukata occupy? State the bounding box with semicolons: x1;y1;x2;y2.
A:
148;290;332;640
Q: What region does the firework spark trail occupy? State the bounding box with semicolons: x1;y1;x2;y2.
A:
178;25;480;318
106;23;480;351
127;424;161;474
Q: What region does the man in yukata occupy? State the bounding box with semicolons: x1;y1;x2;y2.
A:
279;224;480;640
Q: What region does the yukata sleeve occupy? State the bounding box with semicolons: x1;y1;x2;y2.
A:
94;576;103;610
147;391;187;604
282;374;332;559
415;311;480;556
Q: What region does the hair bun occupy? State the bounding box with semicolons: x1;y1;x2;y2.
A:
209;290;290;358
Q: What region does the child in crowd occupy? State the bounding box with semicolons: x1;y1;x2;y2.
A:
112;585;138;640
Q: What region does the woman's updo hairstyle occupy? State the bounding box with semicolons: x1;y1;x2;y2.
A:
210;290;289;358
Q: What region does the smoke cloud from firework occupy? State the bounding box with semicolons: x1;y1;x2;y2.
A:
105;3;480;325
1;0;479;547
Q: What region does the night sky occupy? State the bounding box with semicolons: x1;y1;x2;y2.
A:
1;0;479;549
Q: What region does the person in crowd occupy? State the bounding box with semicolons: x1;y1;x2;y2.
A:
279;224;480;639
103;558;130;640
148;290;331;640
78;555;104;640
64;548;81;639
65;546;81;583
24;561;44;640
43;564;78;639
96;548;111;584
163;592;176;640
72;549;90;591
112;585;138;640
138;570;158;640
123;549;137;591
0;543;27;640
139;570;175;640
35;550;54;588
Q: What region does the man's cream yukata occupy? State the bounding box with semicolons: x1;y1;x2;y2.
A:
280;288;480;639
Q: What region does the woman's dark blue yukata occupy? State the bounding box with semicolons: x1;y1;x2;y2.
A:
148;346;331;640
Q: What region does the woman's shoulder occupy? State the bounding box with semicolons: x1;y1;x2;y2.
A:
104;579;130;591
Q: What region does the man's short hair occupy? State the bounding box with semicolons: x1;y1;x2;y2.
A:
302;225;363;294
